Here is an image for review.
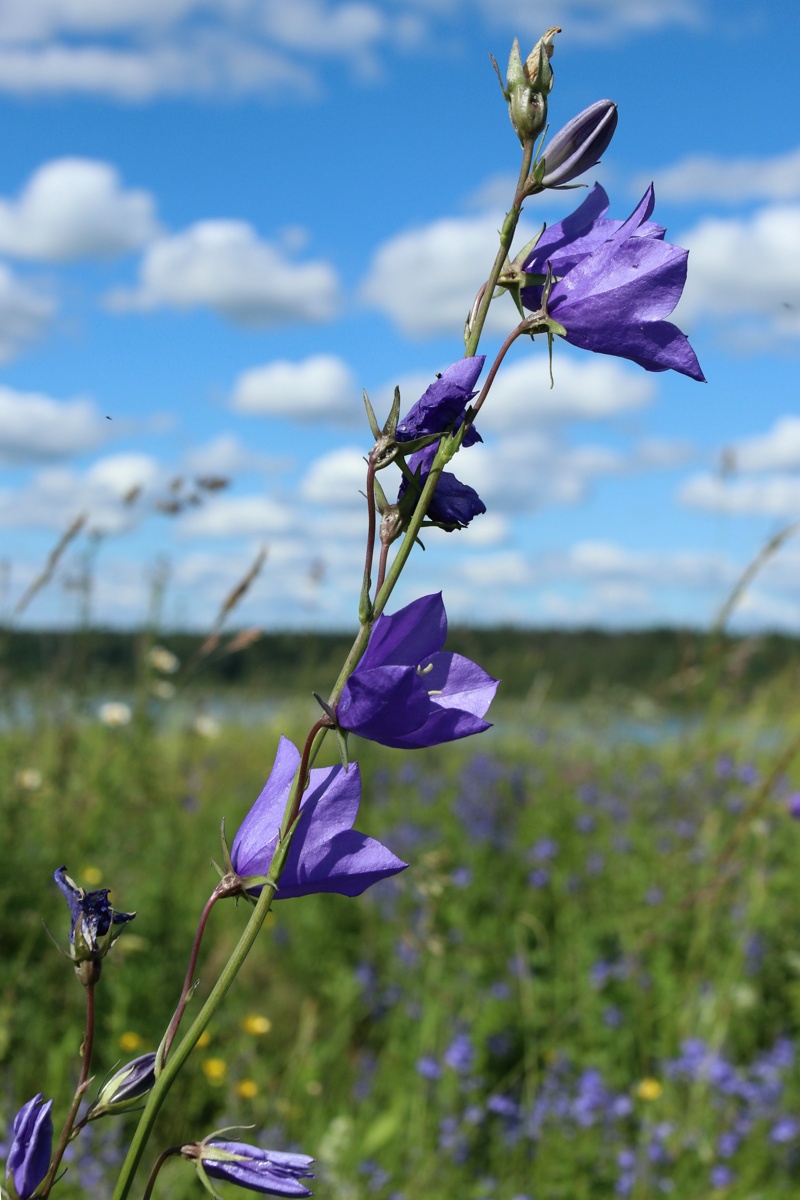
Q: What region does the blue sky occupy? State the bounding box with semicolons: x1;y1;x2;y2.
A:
0;0;798;632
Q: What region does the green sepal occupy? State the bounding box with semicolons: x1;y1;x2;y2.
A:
383;386;401;438
219;819;233;873
335;726;350;771
195;1159;225;1200
362;389;381;440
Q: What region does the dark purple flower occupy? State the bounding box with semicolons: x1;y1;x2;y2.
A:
396;358;486;531
54;867;135;963
189;1140;314;1197
396;358;485;443
398;442;486;529
6;1094;53;1200
540;100;618;188
231;737;407;899
337;593;498;749
521;184;705;381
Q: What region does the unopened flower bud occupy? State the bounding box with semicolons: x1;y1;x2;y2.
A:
91;1053;157;1117
498;28;560;144
539;99;618;188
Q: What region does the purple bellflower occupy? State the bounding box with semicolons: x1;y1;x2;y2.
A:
186;1139;314;1197
92;1052;157;1116
54;866;135;963
521;183;704;381
395;357;486;530
337;593;498;749
230;736;407;899
6;1093;53;1200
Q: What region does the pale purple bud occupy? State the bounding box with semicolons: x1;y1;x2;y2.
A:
540;99;618;187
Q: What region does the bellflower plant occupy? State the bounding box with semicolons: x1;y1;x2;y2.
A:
5;27;706;1200
184;1139;315;1198
336;593;498;749
520;183;705;380
6;1094;53;1200
230;735;407;899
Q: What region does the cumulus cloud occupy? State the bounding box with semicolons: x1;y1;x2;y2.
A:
182;433;289;477
0;264;55;361
641;147;800;205
477;355;653;433
0;453;160;532
106;220;341;326
0;387;110;464
724;417;800;473
231;355;359;423
360;213;530;338
0;158;158;261
178;494;295;538
300;446;368;507
679;472;800;518
677;204;800;342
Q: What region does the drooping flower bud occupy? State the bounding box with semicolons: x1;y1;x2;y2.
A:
538;99;618;188
182;1134;315;1197
495;27;560;144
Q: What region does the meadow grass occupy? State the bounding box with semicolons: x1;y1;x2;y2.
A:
3;693;800;1198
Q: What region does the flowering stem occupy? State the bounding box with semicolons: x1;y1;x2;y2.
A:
110;879;282;1200
376;540;390;594
159;887;226;1068
468;318;538;425
359;453;378;618
41;980;96;1196
141;1146;180;1200
464;136;535;357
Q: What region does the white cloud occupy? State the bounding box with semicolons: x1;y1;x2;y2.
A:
300;446;368;507
178;494;295;538
0;158;158;261
182;433;288;477
0;263;54;361
0;387;110;464
679;472;800;518
455;432;623;514
0;452;160;532
231;355;358;423
643;147;800;205
477;355;653;432
107;220;341;326
724;417;800;473
360;213;530;338
677;204;800;341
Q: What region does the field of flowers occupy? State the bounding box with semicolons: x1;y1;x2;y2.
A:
3;687;800;1200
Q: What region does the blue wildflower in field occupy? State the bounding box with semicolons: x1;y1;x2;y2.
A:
521;184;705;380
6;1094;53;1200
54;866;135;964
337;593;498;749
231;736;407;898
184;1138;315;1197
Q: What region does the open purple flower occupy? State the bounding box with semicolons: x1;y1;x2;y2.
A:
54;867;135;963
186;1139;314;1197
230;737;406;899
337;593;498;749
6;1094;53;1200
395;358;487;530
396;357;485;442
521;183;704;381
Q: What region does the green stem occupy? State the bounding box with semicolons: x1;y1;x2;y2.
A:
464;136;535;357
41;979;96;1197
110;878;280;1200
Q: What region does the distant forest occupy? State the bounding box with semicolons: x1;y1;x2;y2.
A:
3;625;800;706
